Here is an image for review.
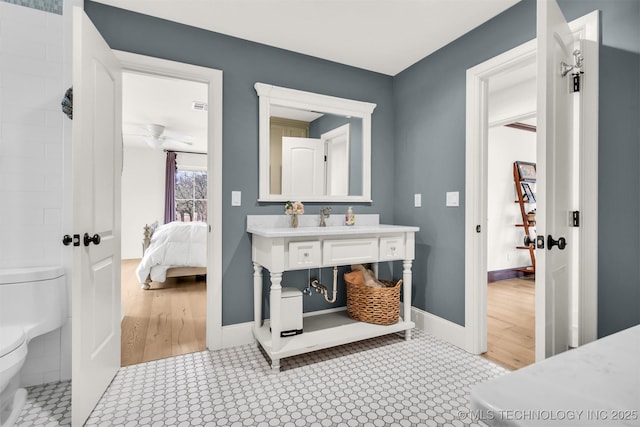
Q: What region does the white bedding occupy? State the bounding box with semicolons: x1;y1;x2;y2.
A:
136;221;207;283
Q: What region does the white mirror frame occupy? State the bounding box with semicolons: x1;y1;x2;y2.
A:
255;82;376;202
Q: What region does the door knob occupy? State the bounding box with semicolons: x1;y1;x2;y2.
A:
523;235;535;246
83;233;101;246
547;235;566;250
62;234;80;246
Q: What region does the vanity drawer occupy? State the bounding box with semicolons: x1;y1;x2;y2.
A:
323;238;378;265
289;241;321;268
379;235;405;261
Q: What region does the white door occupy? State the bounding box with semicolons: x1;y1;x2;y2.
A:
323;124;350;196
71;9;122;425
536;0;575;360
281;137;325;196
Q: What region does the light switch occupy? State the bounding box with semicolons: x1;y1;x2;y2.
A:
414;193;422;207
231;191;241;206
446;191;459;207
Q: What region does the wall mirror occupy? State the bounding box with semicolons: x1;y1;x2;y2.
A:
255;82;376;202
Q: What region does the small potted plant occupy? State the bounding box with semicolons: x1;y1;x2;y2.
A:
285;201;304;228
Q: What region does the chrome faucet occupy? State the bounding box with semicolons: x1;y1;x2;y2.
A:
319;207;331;227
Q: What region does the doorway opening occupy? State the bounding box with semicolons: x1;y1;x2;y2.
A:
113;50;224;364
485;132;537;369
120;71;209;366
464;11;599;363
483;61;537;369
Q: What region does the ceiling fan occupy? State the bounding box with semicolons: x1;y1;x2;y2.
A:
125;124;194;149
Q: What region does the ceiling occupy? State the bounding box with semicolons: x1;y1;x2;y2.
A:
118;0;526;150
95;0;520;76
122;72;208;152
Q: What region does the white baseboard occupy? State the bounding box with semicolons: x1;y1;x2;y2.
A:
410;306;467;350
221;321;254;348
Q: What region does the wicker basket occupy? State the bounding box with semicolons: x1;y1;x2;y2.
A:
345;275;402;326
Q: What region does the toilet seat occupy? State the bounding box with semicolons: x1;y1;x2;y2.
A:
0;327;25;358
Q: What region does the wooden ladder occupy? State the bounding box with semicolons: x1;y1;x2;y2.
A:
513;162;535;275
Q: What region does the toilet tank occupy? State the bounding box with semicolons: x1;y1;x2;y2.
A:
0;267;67;341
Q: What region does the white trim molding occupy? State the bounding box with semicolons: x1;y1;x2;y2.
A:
254;82;375;203
464;11;599;356
465;39;536;355
411;307;467;350
568;10;599;348
114;51;224;351
222;322;255;348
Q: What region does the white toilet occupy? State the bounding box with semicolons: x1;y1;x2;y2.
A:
0;267;67;427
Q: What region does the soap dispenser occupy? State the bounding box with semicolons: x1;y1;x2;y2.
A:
345;206;355;226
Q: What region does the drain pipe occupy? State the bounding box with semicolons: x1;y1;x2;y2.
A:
310;266;338;303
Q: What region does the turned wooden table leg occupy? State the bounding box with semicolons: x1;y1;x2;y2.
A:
253;262;263;333
403;260;413;340
269;271;283;370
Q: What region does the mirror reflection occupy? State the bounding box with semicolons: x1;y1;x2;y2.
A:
269;105;362;197
256;82;376;202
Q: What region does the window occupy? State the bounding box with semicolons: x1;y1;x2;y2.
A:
175;169;207;222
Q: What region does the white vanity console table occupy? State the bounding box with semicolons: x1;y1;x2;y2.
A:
247;214;419;370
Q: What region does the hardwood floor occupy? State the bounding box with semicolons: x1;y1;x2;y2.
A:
482;277;535;371
120;259;206;367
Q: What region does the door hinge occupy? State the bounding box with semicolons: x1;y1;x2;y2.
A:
571;211;580;227
571;73;582;93
561;49;584;93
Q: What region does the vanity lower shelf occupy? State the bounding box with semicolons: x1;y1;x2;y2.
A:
253;310;415;361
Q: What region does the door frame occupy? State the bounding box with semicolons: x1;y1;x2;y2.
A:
464;11;599;356
323;123;351;196
114;50;224;350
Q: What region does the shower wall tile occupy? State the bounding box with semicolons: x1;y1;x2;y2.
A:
0;36;47;59
0;1;63;268
44;208;61;225
0;0;68;387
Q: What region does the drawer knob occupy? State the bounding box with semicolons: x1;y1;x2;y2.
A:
390;246;396;251
304;252;309;257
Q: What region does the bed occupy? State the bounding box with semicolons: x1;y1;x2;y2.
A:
135;221;207;290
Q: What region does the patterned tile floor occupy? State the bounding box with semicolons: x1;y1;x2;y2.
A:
17;330;507;426
14;380;71;426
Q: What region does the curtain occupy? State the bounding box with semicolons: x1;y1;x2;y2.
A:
164;151;177;224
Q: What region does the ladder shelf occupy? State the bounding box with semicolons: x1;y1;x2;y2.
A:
513;161;536;276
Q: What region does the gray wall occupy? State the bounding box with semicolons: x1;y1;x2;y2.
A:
86;0;639;336
84;1;395;325
393;0;640;337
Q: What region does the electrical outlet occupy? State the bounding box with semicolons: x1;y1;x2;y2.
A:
231;191;241;206
414;193;422;207
446;191;459;207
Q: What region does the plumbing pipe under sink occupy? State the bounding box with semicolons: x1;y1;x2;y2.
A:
309;266;338;303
